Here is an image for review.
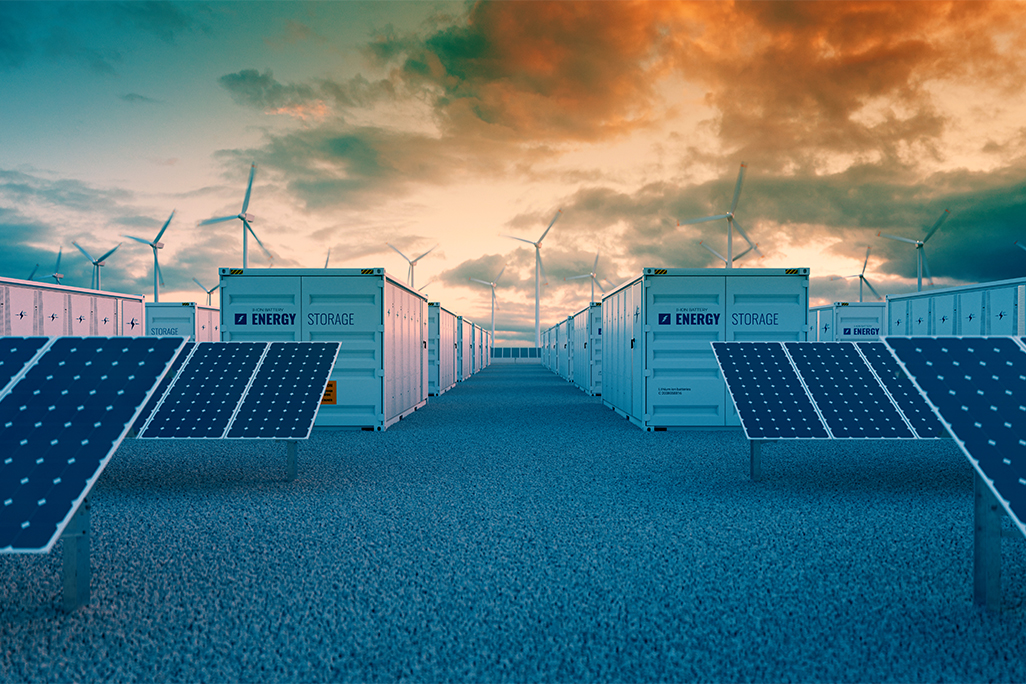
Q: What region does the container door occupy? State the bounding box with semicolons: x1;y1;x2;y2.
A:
986;286;1017;335
221;275;300;341
40;291;65;336
910;299;930;336
933;294;956;335
834;304;885;340
67;294;93;336
888;301;909;335
7;287;35;336
94;296;118;337
590;304;602;396
958;292;984;335
302;275;384;427
645;275;726;427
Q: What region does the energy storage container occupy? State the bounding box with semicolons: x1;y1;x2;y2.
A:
457;316;473;381
475;324;485;372
428;303;458;396
556;317;572;382
572;303;602;395
809;304;833;340
218;268;427;430
886;277;1026;336
602;267;810;430
830;302;885;340
0;276;144;336
144;302;219;341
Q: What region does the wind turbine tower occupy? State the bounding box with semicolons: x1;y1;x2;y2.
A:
470;264;506;340
503;210;561;347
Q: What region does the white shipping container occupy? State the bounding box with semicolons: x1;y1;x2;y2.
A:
572;303;602;396
602;267;810;430
0;276;145;337
429;303;458;396
457;316;473;381
218;268;427;430
145;302;220;341
809;304;833;341
556;317;572;382
886;277;1026;336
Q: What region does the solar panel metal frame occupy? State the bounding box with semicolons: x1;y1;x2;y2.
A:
713;341;942;442
881;335;1026;539
0;336;188;554
135;341;341;441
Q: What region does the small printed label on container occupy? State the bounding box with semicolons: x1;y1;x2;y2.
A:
321;381;337;405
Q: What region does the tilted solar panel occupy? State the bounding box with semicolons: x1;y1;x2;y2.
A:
226;342;340;439
137;342;267;439
856;341;947;439
712;342;829;440
133;341;196;430
0;337;185;552
0;337;49;395
883;337;1026;537
784;342;914;439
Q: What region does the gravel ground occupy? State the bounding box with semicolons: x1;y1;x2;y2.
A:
2;363;1026;683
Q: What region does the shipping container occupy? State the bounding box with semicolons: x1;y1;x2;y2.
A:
145;302;220;341
810;302;885;341
809;304;833;341
0;276;145;337
571;303;603;396
556;317;572;382
602;267;810;430
886;277;1026;336
428;303;458;396
457;316;473;381
218;268;427;430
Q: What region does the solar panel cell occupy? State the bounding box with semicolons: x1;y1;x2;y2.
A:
784;342;914;439
856;342;947;439
884;337;1026;536
0;337;185;552
712;342;829;439
0;337;49;395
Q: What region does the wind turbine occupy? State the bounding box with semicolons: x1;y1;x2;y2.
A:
470;264;506;339
197;163;273;268
123;210;174;303
72;241;120;290
387;242;437;289
831;246;881;302
48;247;64;285
679;163;761;269
878;209;950;292
698;239;758;267
192;277;218;306
503;210;561;347
564;252;607;303
27;263;39;281
1015;240;1026;253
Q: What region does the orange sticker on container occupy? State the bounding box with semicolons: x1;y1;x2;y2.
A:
321;381;337;405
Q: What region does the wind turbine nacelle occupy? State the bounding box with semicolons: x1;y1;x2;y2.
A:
96;261;106;267
153;242;165;249
241;213;256;222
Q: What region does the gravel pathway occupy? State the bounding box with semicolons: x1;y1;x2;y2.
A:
2;363;1025;682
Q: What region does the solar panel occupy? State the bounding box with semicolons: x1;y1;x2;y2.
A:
712;342;829;439
784;342;914;439
0;337;49;395
133;341;197;430
856;341;947;439
226;342;340;439
137;342;267;439
883;337;1026;537
0;337;185;553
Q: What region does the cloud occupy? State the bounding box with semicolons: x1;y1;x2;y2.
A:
120;92;162;104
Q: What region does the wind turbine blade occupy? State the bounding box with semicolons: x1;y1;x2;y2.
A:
241;164;256;213
537;210;562;244
861;246;871;275
830;275;857;281
679;214;731;226
565;273;591;281
593;275;606;294
729;162;747;215
155;252;165;288
863;278;883;301
412;244;438;263
155;209;175;242
592;251;600;272
495;264;506;283
538;251;548;286
192;277;209;292
54;246;62;273
923;209;951;243
731;218;757;250
97;243;121;263
878;232;920;245
1016;240;1026;253
502;235;538;246
198;216;238;226
324;248;330;268
73;241;96;264
28;264;39;280
122;234;155;247
245;220;273;259
386;243;411;262
699;240;727;264
469;278;492;285
733;243;755;261
921;247;934;285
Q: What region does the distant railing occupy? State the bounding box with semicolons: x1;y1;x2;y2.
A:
492;347;540;359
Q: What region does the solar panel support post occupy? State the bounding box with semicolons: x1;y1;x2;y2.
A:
974;471;1002;611
60;497;91;612
286;440;297;482
750;441;763;481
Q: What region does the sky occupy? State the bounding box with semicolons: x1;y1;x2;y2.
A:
2;0;1026;345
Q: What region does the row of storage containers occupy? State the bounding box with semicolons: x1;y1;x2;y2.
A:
885;277;1026;336
540;302;603;397
217;268;489;431
0;276;145;336
809;302;886;341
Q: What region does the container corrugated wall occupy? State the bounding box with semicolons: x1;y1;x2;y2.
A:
429;303;458;396
0;276;145;337
457;316;473;381
572;303;602;395
886;277;1026;336
602;268;810;430
218;268;427;430
145;302;220;341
